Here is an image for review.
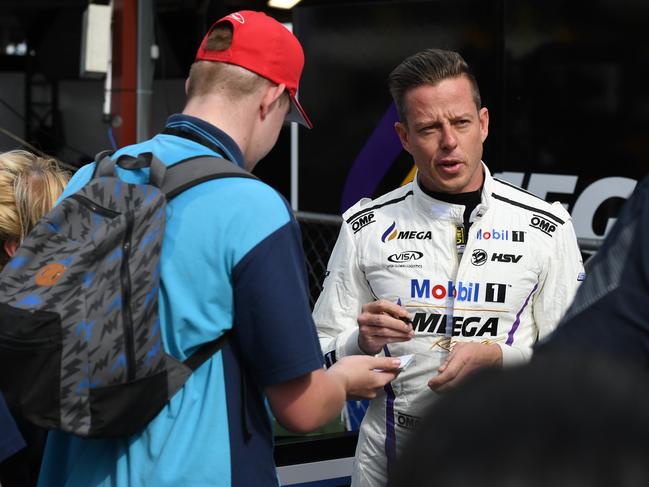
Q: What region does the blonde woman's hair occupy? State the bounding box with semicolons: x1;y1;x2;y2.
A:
0;150;69;268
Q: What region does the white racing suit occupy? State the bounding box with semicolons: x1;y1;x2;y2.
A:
313;164;584;487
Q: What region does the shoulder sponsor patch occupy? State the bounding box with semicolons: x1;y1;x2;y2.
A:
349;211;375;233
529;214;557;236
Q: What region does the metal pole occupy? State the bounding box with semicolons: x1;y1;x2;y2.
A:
136;0;155;142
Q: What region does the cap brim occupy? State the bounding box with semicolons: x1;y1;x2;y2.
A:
286;94;313;129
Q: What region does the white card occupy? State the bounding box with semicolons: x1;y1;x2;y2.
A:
397;354;414;370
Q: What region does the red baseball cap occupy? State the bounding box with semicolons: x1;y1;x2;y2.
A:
195;11;313;129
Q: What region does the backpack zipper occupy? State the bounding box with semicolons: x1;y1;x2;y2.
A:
71;193;135;380
69;194;120;218
121;211;136;382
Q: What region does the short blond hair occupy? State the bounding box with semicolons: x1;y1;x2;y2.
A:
0;150;69;262
186;22;268;99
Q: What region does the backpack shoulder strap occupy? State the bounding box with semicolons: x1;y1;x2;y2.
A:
160;155;258;200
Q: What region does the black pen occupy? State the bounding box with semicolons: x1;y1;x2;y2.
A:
398;316;413;325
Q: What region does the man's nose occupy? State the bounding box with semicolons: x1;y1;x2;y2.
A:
440;125;457;150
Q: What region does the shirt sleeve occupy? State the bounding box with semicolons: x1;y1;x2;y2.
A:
232;215;324;387
500;204;584;366
312;220;375;366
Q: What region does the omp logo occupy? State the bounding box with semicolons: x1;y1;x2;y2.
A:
350;212;375;233
396;412;420;430
471;249;488;266
388;251;423;263
411;313;499;336
381;222;432;242
491;253;522;263
411;280;508;303
476;229;526;242
530;214;556;236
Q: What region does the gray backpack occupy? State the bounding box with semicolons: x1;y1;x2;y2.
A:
0;151;255;437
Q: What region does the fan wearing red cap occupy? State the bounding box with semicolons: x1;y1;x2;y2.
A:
182;10;312;171
36;10;401;487
195;10;312;130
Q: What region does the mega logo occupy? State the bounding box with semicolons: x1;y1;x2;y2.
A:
381;222;432;243
530;214;557;236
491;253;522;263
411;313;499;336
410;280;508;303
350;212;375;233
476;229;525;242
388;251;423;263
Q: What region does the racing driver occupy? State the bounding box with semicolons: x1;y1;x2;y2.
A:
313;48;584;487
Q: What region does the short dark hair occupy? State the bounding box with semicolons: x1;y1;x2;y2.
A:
388;48;482;124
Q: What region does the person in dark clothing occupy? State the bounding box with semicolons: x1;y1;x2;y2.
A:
535;174;649;365
0;149;69;486
389;354;649;487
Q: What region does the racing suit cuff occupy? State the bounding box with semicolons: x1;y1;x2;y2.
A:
342;328;367;356
498;343;531;367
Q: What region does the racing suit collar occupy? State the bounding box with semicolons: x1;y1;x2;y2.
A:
412;161;492;223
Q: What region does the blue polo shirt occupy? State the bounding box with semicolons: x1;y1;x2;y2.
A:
38;114;324;487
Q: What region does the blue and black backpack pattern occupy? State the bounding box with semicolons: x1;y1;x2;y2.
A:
0;151;255;437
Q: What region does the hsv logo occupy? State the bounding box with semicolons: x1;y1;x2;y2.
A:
388;251;423;263
471;249;488;266
350;212;375;233
491;253;522;263
530;214;557;236
411;313;499;336
381;222;432;243
411;280;508;303
476;229;526;242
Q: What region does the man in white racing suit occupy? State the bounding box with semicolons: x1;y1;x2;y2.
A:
312;49;584;487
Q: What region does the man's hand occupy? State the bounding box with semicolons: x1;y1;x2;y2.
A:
328;355;402;400
428;342;502;392
357;300;414;355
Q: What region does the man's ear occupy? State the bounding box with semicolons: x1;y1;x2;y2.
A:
4;240;19;258
394;121;412;153
184;77;190;96
259;83;287;120
479;106;489;143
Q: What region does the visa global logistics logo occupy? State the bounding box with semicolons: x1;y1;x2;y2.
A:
476;229;525;242
411;280;508;303
381;222;433;242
